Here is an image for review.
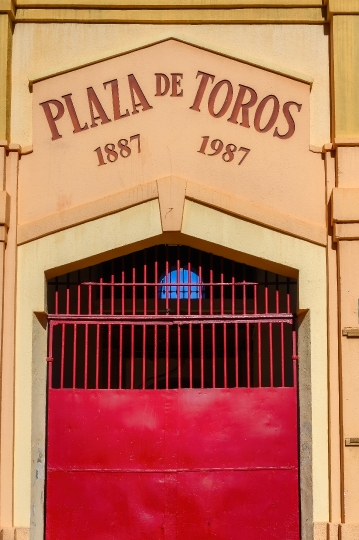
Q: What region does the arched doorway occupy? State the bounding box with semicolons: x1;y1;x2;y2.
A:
45;245;300;539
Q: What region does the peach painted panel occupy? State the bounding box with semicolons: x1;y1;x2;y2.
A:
19;39;323;229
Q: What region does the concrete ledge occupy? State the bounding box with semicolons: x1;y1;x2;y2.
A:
332;188;359;223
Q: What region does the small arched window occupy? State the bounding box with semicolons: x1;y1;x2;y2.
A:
159;268;205;299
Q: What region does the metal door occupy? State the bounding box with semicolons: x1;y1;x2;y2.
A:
45;246;300;540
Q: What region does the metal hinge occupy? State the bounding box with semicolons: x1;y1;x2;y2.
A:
345;438;359;447
342;327;359;337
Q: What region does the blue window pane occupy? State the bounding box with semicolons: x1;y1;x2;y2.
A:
159;268;205;299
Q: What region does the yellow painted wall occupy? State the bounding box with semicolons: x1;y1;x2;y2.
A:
15;198;328;528
11;23;330;148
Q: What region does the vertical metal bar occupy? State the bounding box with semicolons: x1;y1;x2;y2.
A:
258;323;262;387
220;257;224;315
60;323;65;389
166;324;169;390
199;251;203;316
48;323;54;389
292;325;298;388
246;323;250;387
144;249;147;316
84;324;89;389
178;325;182;388
132;253;136;316
154;325;158;390
264;270;268;314
281;322;285;387
235;323;239;388
188;247;191;315
166;246;169;314
155;246;158;316
108;324;112;389
254;283;258;314
121;258;125;316
177;246;180;315
142;325;146;389
119;325;123;389
189;323;193;388
88;267;92;315
100;263;103;315
73;323;77;389
200;323;204;388
77;270;81;315
212;323;216;388
231;261;235;315
130;324;134;389
210;254;213;316
243;264;247;315
275;273;279;314
66;273;70;315
223;322;227;388
269;323;273;387
55;277;59;315
96;324;100;389
111;260;115;315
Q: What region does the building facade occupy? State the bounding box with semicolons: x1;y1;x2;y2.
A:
0;1;358;539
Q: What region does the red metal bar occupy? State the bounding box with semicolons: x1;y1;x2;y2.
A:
212;323;216;387
66;273;70;315
96;324;100;389
130;324;134;389
119;325;123;389
287;277;291;313
177;324;181;388
88;267;92;315
223;322;227;388
155;246;158;316
246;323;250;387
55;277;59;315
154;325;158;390
292;325;298;388
121;258;125;316
176;246;180;316
100;263;103;315
132;253;136;316
281;322;285;387
108;324;112;389
166;246;169;314
200;323;204;388
220;257;224;315
269;323;273;387
243;264;247;315
264;271;268;314
143;249;147;316
48;323;54;389
235;322;239;387
258;323;262;387
142;325;146;389
166;324;169;390
49;313;293;324
189;323;193;388
72;323;77;389
210;254;213;316
60;323;65;389
276;274;279;314
188;247;191;315
254;283;258;314
84;324;89;389
199;251;203;316
77;271;81;315
111;260;115;315
231;261;235;315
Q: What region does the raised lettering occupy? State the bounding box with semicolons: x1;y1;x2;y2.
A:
227;85;257;128
62;94;89;134
103;79;130;120
171;73;183;97
190;71;215;112
155;73;170;96
128;74;153;115
87;87;111;128
208;80;233;118
254;95;280;133
39;99;65;141
274;101;302;140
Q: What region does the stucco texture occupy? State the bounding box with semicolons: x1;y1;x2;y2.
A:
11;23;330;147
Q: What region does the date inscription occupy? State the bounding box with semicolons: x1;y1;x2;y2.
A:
198;136;250;165
94;134;141;166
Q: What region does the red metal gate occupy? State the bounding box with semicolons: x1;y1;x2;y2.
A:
45;246;300;540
